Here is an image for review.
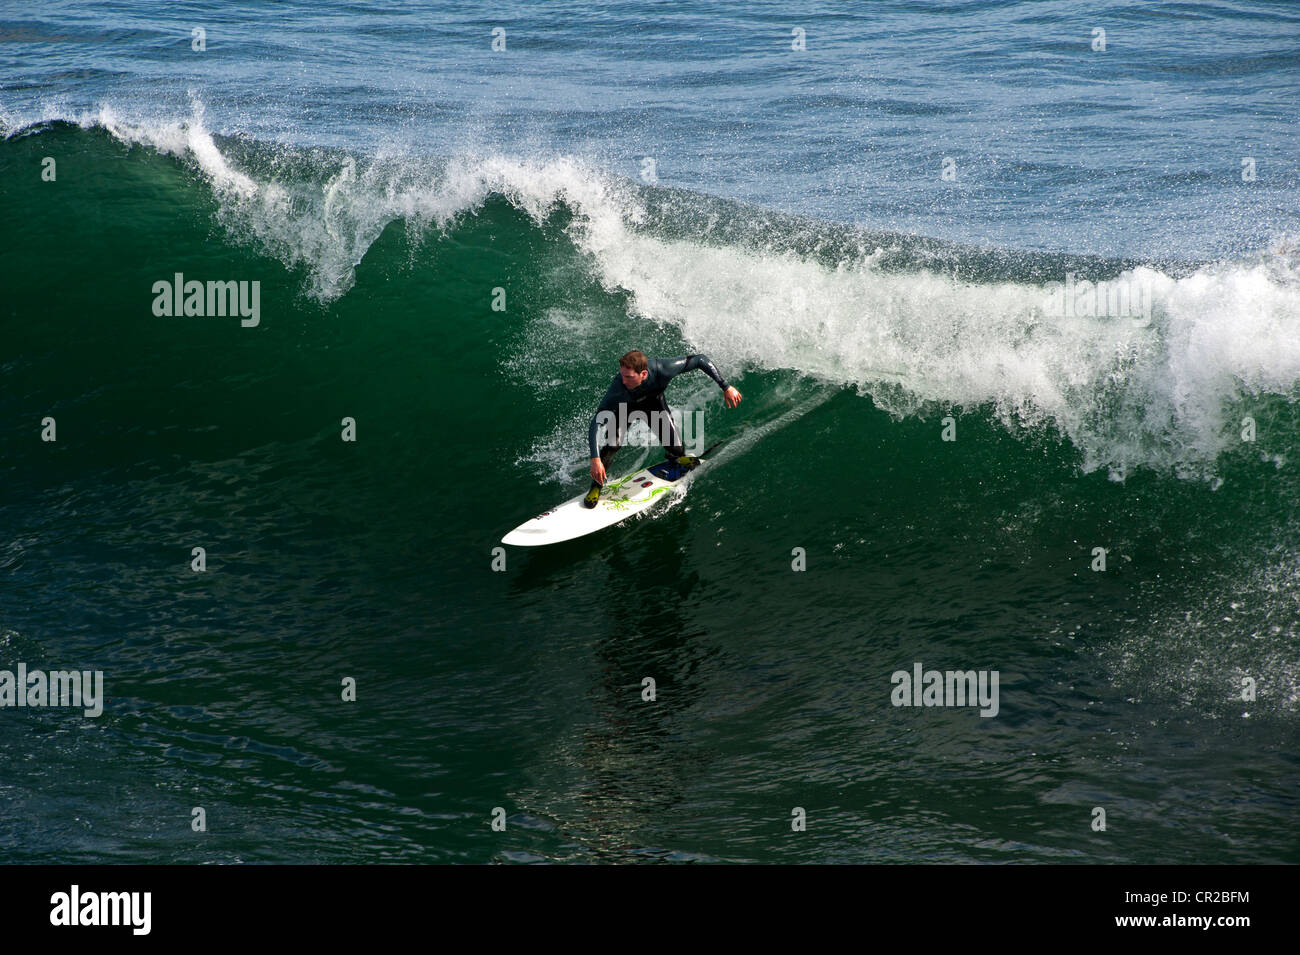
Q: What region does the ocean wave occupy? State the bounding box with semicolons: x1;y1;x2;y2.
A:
7;104;1300;479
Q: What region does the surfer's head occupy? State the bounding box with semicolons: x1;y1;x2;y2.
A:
619;350;648;389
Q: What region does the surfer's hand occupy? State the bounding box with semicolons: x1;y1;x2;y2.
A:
590;457;606;484
723;386;742;409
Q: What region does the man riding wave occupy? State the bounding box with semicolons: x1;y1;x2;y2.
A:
584;350;742;508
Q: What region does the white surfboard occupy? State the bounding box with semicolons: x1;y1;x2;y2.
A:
502;444;721;547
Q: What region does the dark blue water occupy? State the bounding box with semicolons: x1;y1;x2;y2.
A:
5;0;1297;257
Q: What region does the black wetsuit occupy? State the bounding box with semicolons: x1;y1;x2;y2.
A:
588;355;729;471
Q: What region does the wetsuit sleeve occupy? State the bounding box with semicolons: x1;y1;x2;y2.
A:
588;379;622;458
656;354;729;391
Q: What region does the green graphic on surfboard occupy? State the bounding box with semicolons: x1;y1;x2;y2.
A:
501;442;723;546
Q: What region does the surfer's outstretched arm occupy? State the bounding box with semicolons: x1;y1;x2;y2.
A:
656;354;743;407
656;354;727;387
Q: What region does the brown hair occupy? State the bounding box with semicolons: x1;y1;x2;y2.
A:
619;350;648;373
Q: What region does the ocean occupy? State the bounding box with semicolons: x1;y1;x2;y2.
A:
1;0;1298;863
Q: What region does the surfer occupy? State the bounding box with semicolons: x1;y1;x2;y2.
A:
584;351;742;507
